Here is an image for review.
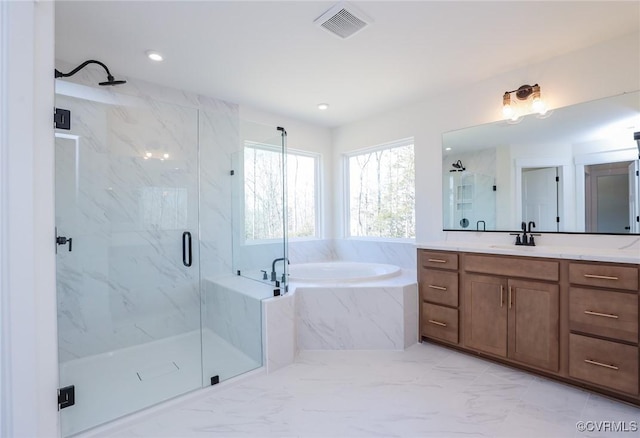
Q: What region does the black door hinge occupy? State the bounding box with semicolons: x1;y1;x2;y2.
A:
230;170;235;176
556;217;560;223
58;385;75;410
54;108;71;130
555;176;560;182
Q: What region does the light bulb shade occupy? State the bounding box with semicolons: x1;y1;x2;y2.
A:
502;93;514;119
503;104;515;119
532;97;546;114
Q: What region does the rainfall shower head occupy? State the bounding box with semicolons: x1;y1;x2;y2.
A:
99;76;127;86
55;60;126;86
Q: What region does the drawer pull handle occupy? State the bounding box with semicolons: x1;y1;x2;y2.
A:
500;285;504;308
508;286;512;309
428;285;447;291
584;310;619;319
584;359;619;371
428;258;447;264
428;319;447;327
584;274;619;281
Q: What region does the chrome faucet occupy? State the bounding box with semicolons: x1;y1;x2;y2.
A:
271;257;289;282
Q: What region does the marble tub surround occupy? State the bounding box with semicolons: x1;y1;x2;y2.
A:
419;233;640;264
334;238;417;270
292;270;418;350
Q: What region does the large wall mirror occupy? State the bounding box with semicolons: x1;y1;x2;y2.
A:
442;91;640;234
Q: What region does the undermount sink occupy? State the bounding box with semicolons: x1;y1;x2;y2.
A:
489;244;537;251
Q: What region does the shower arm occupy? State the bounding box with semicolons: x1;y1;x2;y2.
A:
55;60;113;80
55;59;126;86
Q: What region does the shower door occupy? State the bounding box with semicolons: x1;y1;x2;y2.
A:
55;92;202;436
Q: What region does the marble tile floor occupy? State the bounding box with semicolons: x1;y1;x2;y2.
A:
62;330;260;437
91;342;639;438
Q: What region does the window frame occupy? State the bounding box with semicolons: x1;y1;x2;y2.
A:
243;141;322;244
343;137;415;241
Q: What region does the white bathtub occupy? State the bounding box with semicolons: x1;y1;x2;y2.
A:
288;261;401;282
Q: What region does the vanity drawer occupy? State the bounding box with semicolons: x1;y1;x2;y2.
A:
569;334;638;395
464;254;559;281
419;250;458;271
421;270;458;307
569;287;638;343
422;303;458;344
569;262;638;292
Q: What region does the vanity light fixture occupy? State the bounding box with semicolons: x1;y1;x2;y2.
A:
317;103;329;110
502;84;547;120
146;51;164;62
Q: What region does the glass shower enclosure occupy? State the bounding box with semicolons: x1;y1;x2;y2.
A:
54;85;286;436
232;120;289;288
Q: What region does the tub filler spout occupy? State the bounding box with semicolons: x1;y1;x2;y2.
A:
271;257;290;282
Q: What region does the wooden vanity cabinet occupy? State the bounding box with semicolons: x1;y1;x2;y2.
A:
418;251;459;345
418;248;640;405
567;261;639;396
463;256;559;372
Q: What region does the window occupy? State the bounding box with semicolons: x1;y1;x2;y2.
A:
346;139;415;238
244;142;319;241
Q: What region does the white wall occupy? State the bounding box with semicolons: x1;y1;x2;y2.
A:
333;32;640;248
1;1;59;437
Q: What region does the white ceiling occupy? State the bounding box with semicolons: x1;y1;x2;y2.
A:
54;1;640;128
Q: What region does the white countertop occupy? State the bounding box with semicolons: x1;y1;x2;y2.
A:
417;241;640;264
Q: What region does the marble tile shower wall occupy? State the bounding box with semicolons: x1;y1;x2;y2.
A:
55;67;239;361
202;280;262;365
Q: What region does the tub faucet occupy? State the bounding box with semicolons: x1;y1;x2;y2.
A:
271;257;290;282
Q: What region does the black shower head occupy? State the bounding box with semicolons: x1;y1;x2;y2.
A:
99;75;127;86
55;60;126;86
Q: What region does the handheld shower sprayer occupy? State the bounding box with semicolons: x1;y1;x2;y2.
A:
55;60;127;86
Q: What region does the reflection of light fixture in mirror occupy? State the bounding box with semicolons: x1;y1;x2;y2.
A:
502;83;547;120
163;153;169;159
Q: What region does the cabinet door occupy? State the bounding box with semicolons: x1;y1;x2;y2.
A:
464;274;507;357
507;279;559;372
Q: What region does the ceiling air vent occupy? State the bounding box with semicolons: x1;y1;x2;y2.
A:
314;2;372;39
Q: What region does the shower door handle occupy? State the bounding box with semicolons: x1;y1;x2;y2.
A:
182;231;192;267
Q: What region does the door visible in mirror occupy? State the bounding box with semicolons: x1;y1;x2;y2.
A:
585;161;632;233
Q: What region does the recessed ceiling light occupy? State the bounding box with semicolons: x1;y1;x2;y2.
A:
445;147;452;151
146;51;164;62
317;103;329;110
163;153;170;159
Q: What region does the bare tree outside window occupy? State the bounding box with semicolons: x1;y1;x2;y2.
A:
348;141;415;238
244;144;318;241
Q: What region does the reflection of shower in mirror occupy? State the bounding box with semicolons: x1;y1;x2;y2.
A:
450;160;466;172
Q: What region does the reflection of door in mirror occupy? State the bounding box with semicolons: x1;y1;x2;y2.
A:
630;161;640;233
585;161;633;233
522;167;559;232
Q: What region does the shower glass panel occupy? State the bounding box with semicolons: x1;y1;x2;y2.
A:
55;92;202;436
198;113;265;385
232;121;288;287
